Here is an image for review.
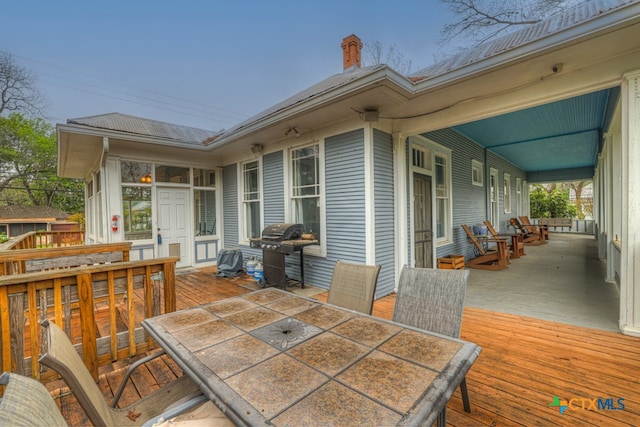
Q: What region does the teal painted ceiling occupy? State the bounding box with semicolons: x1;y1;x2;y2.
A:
452;88;618;173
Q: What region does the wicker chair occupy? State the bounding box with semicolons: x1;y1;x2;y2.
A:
39;320;233;427
326;260;381;314
0;372;68;426
392;266;472;427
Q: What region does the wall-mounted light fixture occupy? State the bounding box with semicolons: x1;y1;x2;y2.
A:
250;143;263;154
285;127;300;138
140;173;152;184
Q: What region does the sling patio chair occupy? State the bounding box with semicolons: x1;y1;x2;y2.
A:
484;220;526;258
0;371;68;427
39;320;233;427
461;224;509;270
392;266;474;427
509;217;546;245
519;215;549;241
326;260;381;314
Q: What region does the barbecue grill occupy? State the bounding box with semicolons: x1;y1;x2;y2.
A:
249;223;318;290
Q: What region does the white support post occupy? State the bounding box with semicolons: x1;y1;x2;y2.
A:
620;70;640;336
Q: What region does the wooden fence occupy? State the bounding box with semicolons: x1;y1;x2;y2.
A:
2;230;86;251
0;257;178;382
0;242;131;276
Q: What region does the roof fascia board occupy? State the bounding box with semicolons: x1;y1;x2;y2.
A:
412;2;640;93
56;123;211;151
209;67;414;148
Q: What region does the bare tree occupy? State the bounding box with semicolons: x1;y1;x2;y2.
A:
0;52;46;117
439;0;582;46
362;40;414;75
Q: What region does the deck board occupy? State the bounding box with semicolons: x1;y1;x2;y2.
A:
50;267;640;426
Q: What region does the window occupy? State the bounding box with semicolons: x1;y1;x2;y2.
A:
489;168;499;226
155;165;190;184
241;161;261;241
194;168;217;236
121;161;153;240
435;152;451;241
96;171;103;239
472;160;484;186
290;144;321;243
86;180;94;238
516;178;522;215
504;173;512;213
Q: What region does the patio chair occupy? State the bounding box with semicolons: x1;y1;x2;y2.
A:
392;266;472;427
461;224;509;270
327;260;381;314
519;216;549;241
39;320;233;427
0;371;68;427
484;220;525;258
509;218;546;245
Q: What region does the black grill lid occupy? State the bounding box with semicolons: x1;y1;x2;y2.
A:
261;223;304;241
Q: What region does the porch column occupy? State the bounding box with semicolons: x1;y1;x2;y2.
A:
393;132;409;288
620;70;640;336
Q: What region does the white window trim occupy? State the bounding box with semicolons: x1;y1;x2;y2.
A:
471;159;484;186
504;173;512;214
434;148;453;245
284;140;326;257
490;168;499;228
516;177;522;216
238;159;262;245
410;137;453;247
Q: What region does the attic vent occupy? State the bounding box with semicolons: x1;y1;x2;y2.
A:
412;148;425;169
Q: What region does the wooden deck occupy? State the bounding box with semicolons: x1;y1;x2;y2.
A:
49;267;640;426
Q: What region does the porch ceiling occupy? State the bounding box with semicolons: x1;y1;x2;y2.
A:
451;88;618;179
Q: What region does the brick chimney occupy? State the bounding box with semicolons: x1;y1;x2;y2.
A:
341;34;362;70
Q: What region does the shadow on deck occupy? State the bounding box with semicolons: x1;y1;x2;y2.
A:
50;266;640;426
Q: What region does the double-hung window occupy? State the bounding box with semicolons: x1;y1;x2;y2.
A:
434;152;451;242
504;173;512;213
194;168;217;237
120;161;153;241
290;144;321;244
241;161;261;241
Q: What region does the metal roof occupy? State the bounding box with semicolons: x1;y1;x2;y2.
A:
410;0;636;81
67;113;219;145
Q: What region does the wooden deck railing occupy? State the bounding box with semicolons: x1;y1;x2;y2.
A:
2;230;86;250
0;257;178;382
0;242;131;276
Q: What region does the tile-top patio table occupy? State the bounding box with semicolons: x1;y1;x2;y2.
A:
142;288;481;426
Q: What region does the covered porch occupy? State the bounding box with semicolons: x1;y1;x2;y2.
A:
48;233;638;426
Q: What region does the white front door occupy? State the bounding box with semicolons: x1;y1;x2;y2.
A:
157;187;191;268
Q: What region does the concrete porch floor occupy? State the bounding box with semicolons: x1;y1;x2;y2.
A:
464;232;620;332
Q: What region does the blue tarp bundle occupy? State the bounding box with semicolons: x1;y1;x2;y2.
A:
216;248;244;278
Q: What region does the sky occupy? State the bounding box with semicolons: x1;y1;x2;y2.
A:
1;1;457;132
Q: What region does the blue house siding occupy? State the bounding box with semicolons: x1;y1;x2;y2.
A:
222;164;239;249
373;129;396;297
325;129;366;261
263;151;285;225
423;128;526;262
296;129;367;291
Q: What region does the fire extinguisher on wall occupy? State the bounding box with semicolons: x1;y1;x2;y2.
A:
111;215;119;232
